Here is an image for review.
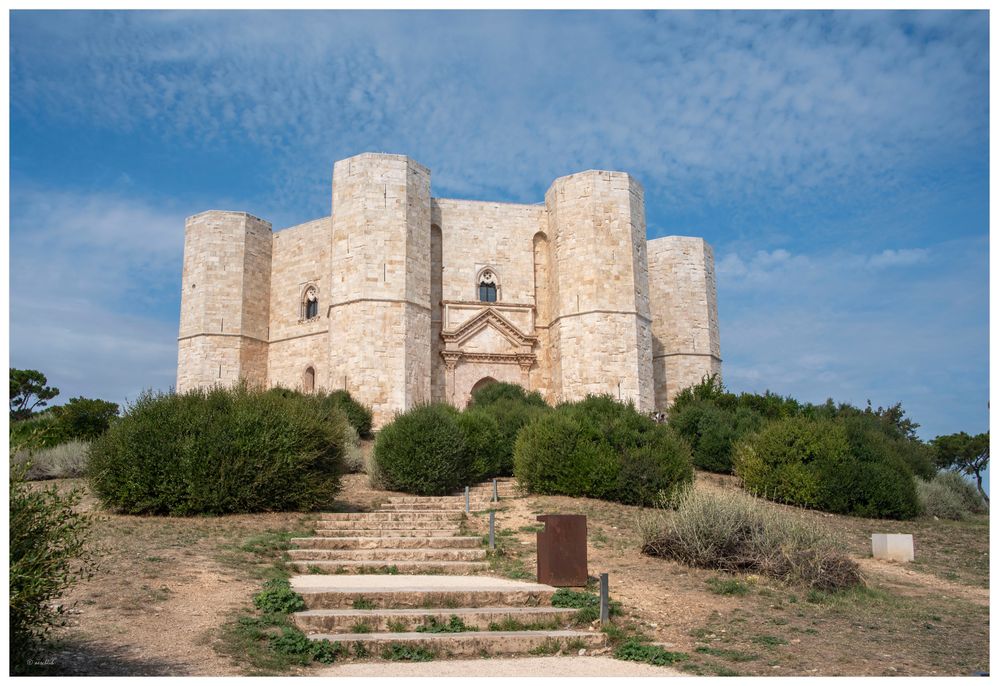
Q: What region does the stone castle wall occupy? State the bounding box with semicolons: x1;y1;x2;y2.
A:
648;236;723;408
177;152;721;426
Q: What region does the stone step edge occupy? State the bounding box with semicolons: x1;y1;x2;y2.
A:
291;536;481;546
295;606;578;618
287;550;486;561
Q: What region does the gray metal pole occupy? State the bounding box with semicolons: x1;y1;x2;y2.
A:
492;478;498;502
465;486;470;513
599;573;609;624
489;511;495;550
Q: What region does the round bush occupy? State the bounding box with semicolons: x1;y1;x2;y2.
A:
475;397;549;476
514;395;693;506
457;408;505;481
469;381;547;409
734;416;920;519
373;403;472;495
88;384;346;515
669;401;763;474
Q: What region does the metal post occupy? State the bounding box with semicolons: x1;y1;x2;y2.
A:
492;478;498;502
599;573;609;624
465;486;470;513
489;511;495;550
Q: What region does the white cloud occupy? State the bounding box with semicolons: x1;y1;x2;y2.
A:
9;190;185;407
9;11;988;217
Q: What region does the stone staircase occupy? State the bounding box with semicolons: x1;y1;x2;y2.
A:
285;478;606;658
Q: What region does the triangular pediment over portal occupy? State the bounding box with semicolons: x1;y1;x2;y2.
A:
442;307;537;355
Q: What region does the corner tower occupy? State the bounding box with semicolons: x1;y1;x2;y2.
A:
647;236;722;409
177;211;272;392
327;153;432;425
545;170;655;410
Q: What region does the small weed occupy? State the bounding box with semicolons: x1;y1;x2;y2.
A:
253;579;305;614
614;639;688;666
351;621;373;634
353;642;369;658
706;577;750;596
145;556;165;563
387;619;408;633
518;525;544;533
306;565;324;574
488;617;560;632
770;617;789;626
695;646;760;662
415;615;476;633
529;638;563;656
381;643;435;661
566;637;588;651
751;635;789;648
551;589;622;616
352;597;376;610
573;606;599;624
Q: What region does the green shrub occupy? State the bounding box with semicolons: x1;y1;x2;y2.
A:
639;487;862;591
373;403;472;495
87;383;346;515
10;463;95;674
475;397;549;477
50;396;119;441
734;416;919;520
669;401;763;474
11;440;90;481
323;390;373;439
457;408;505;481
514;395;693;506
468;381;547;409
9;411;65;450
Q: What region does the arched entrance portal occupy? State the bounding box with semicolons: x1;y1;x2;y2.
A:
467;376;497;407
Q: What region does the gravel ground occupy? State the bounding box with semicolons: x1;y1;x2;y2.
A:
316;655;682;677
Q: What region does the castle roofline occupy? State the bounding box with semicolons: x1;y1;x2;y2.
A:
186;210;271;226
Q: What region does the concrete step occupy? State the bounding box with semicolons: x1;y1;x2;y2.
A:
313;520;462;529
289;560;490;575
292;575;553;610
378;502;493;511
313;529;461;538
315;512;464;522
294;606;580;633
288;548;487;562
301;630;604;657
291;536;482;550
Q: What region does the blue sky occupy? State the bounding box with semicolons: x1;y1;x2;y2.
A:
9;10;989;447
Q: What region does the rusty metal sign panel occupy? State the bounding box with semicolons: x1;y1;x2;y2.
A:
536;514;588;587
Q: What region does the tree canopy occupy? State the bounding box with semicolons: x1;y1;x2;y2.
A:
10;369;59;421
932;431;989;504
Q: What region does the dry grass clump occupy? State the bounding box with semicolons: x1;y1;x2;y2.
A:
640;487;862;591
916;471;987;520
11;440;90;480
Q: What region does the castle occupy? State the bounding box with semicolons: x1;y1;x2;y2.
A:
176;153;721;427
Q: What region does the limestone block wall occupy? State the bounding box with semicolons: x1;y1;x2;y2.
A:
327;153;432;425
545;170;655;410
432;199;544;304
177;211;272;392
648;236;722;409
267;217;331;389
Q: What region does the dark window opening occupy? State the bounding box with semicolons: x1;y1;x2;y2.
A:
479;282;497;302
305;298;318;319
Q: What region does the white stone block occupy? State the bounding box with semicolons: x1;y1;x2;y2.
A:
871;533;914;562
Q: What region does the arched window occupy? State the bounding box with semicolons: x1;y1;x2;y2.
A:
303;366;315;393
477;269;498;303
302;285;319;320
